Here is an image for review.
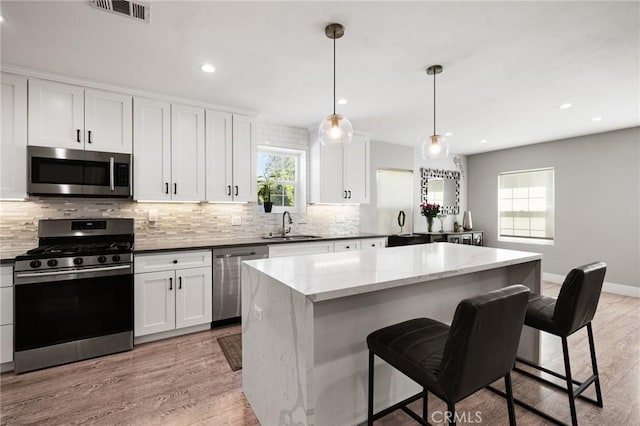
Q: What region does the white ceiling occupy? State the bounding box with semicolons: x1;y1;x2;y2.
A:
1;1;638;155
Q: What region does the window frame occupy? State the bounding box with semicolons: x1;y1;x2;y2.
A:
256;145;306;214
497;167;555;245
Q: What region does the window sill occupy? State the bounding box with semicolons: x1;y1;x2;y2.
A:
498;236;555;246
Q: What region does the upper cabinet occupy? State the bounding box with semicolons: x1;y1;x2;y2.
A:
133;99;205;202
310;132;370;204
206;112;256;202
28;78;132;153
1;73;28;199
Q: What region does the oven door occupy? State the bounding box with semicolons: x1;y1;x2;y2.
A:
14;268;133;352
28;146;131;197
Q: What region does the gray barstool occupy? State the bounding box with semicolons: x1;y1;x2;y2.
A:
491;262;606;426
367;285;530;425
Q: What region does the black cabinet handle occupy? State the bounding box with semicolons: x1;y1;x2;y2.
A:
87;130;92;143
345;245;350;249
165;183;169;194
169;277;173;290
343;190;348;199
173;260;178;264
227;185;231;196
76;129;81;143
348;190;352;199
235;185;239;196
174;183;177;194
178;276;182;289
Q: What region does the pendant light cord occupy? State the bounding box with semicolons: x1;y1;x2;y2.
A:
433;70;437;135
333;28;336;116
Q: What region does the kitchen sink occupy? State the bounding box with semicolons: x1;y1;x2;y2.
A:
261;235;322;241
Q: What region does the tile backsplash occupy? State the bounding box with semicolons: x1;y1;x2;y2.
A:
0;199;360;253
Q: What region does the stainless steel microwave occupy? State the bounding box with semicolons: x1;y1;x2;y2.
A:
28;146;131;198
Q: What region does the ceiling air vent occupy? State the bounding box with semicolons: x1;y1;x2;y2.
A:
90;0;150;23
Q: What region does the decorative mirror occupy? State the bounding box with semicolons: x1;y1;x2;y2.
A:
420;168;460;215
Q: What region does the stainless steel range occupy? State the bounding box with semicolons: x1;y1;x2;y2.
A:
13;218;134;373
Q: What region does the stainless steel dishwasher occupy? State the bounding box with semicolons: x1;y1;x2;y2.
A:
212;245;269;323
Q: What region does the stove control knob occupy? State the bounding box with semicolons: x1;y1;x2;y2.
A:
73;258;83;265
97;256;107;264
47;259;58;267
30;260;42;269
112;255;121;262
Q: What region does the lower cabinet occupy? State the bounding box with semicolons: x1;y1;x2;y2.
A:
269;238;387;258
134;250;212;338
1;264;14;369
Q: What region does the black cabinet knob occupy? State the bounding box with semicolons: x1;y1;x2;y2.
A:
173;260;178;264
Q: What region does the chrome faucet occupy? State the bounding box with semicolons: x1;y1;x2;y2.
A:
282;211;293;236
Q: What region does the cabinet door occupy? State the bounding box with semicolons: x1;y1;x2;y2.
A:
0;325;13;363
134;250;212;274
361;238;386;249
134;271;176;336
314;142;345;203
343;133;370;203
205;109;233;201
232;115;256;202
133;98;172;201
1;73;27;199
334;239;361;252
28;78;84;149
85;89;132;154
175;267;212;329
171;104;205;201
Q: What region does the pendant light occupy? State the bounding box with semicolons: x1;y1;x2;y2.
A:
318;23;353;146
421;65;450;160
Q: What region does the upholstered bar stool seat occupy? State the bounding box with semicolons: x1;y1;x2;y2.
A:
367;285;530;426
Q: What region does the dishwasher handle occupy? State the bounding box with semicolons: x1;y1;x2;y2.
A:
216;252;257;258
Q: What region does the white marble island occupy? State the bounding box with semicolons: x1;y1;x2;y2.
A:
241;243;542;426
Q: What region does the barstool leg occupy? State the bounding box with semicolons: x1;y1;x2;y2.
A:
423;388;428;421
587;323;604;407
368;350;374;426
504;372;517;426
447;402;456;426
561;337;578;426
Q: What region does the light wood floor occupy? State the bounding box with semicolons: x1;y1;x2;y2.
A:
1;283;638;425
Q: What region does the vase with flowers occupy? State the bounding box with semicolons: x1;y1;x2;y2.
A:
420;202;441;232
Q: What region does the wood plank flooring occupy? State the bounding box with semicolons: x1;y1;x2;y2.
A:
1;283;638;425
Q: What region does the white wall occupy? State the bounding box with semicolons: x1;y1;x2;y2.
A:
412;150;468;233
467;127;640;290
360;140;414;233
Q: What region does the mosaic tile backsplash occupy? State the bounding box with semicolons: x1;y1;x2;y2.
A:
0;199;360;254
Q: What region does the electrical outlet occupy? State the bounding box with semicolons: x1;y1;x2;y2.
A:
336;215;345;223
253;304;263;323
231;216;242;226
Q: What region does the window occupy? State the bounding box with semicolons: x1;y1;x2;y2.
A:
498;168;554;241
257;146;306;213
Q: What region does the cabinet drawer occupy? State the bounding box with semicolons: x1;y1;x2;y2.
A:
334;240;360;252
269;242;333;258
0;287;12;326
0;265;13;288
1;324;13;363
135;250;212;273
361;238;386;249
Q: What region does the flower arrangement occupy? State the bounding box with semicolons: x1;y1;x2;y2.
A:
420;203;441;218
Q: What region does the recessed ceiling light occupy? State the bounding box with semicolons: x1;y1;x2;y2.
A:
559;103;572;109
591;117;602;122
337;98;347;105
0;15;5;22
480;139;487;143
445;132;453;137
200;64;216;73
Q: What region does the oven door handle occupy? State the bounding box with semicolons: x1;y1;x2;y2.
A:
15;264;131;279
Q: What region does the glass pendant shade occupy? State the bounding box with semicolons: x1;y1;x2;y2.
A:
318;114;353;146
421;134;450;160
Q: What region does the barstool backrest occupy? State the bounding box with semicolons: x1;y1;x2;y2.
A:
438;285;530;402
552;261;607;335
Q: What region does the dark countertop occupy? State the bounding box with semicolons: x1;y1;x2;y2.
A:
133;233;388;255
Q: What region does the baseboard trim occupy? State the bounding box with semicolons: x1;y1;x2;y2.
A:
134;323;211;345
543;273;640;298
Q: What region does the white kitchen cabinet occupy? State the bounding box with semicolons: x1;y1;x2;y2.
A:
205;112;256;202
133;100;205;201
134;250;212;338
0;265;13;366
310;131;370;203
28;79;132;153
333;239;361;252
268;241;334;258
361;237;387;249
1;73;27;199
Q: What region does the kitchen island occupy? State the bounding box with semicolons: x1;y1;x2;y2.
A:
241;243;542;426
